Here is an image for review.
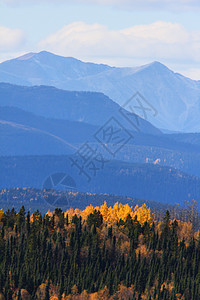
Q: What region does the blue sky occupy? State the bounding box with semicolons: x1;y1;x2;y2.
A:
0;0;200;79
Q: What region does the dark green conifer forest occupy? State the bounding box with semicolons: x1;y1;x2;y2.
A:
0;203;199;299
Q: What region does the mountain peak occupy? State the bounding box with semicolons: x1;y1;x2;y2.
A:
131;61;172;75
38;50;51;55
150;61;164;66
16;51;73;62
147;61;169;70
127;61;171;76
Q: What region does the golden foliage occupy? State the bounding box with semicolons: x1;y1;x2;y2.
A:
20;289;31;300
0;293;5;300
35;282;58;300
177;221;193;244
136;243;151;259
81;205;95;222
100;202;110;223
71;284;78;296
120;240;130;255
0;209;4;222
108;202;134;224
46;210;53;217
36;283;46;299
115;284;134;300
79;290;89;300
133;203;153;226
48;202;153;227
95;286;110;300
64;208;76;223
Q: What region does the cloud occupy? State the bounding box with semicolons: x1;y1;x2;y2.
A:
1;0;200;10
38;21;200;66
0;26;25;52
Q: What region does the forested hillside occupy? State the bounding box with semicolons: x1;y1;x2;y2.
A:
0;202;199;299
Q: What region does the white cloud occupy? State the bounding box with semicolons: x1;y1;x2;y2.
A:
1;0;200;10
38;21;200;66
0;26;25;52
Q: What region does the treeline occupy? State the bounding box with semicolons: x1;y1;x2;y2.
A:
0;188;199;227
0;203;199;299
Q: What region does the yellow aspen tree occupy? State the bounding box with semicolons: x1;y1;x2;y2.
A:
0;209;4;222
133;204;153;226
100;201;109;223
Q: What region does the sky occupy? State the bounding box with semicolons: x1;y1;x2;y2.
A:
0;0;200;79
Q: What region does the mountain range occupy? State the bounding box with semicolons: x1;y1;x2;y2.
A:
1;51;200;132
1;82;200;179
1;52;200;209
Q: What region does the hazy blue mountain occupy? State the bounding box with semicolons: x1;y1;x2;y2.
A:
0;83;161;135
167;133;200;146
1;155;199;206
2;106;200;182
0;106;97;152
0;106;100;155
2;106;200;157
0;120;74;156
0;51;112;85
1;51;200;132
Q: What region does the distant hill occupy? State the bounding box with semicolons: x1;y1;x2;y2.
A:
0;83;160;135
1;106;200;181
1;51;200;132
0;106;97;155
167;132;200;146
1;106;200;158
0;155;200;207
